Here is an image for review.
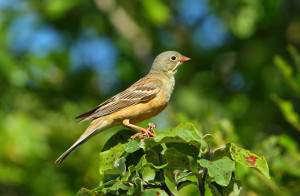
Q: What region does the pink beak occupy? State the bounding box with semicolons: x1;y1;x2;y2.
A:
180;56;191;62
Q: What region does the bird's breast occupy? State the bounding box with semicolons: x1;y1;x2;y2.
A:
161;76;175;102
107;90;168;125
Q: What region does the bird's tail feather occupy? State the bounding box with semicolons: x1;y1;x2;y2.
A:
55;117;106;166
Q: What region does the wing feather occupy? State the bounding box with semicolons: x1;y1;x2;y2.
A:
76;74;162;123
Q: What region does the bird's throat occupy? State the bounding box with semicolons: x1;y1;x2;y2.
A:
171;62;182;73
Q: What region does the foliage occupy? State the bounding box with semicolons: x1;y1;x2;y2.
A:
273;45;300;132
1;0;300;195
77;123;269;196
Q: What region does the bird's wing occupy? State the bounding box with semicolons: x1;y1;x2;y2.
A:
76;74;162;123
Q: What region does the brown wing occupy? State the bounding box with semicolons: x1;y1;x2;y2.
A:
76;74;162;123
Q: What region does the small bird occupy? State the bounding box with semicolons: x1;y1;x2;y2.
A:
55;51;191;165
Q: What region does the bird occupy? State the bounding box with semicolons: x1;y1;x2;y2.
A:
55;51;191;165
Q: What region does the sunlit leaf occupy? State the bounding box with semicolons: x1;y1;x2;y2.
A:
230;143;270;179
177;181;197;191
125;139;141;153
142;0;170;25
139;122;203;150
99;143;127;183
274;55;300;97
141;189;168;196
271;95;300;132
102;129;132;151
199;156;235;186
114;157;126;175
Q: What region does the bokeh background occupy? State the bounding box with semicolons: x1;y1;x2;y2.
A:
1;0;300;195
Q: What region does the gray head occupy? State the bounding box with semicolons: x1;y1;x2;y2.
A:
150;51;191;75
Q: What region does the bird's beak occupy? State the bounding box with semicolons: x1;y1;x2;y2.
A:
180;56;191;62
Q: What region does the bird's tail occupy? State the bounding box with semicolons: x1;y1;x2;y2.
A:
55;117;107;166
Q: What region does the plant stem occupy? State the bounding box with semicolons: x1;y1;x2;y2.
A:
158;153;174;196
199;168;208;196
198;142;212;196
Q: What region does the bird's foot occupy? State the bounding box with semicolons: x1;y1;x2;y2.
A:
147;123;156;131
125;123;156;139
130;132;146;139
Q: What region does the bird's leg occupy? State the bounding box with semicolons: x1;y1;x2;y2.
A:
127;123;155;138
124;125;145;139
123;119;156;139
124;125;138;133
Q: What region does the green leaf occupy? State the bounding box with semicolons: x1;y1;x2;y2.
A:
287;45;300;70
208;183;222;196
175;170;202;182
142;0;171;25
234;162;251;180
156;122;201;141
125;149;145;168
199;157;235;186
114;157;126;175
101;180;130;194
230;143;270;179
145;149;160;166
162;148;192;187
204;183;213;196
166;143;199;160
142;189;168;196
125;139;141;153
98;166;135;194
132;177;143;191
135;154;147;171
102;129;132;151
44;0;84;19
271;94;300;132
136;154;168;173
222;179;242;196
99;142;127;174
124;165;134;181
162;148;190;169
127;186;138;195
99;143;127;184
274;55;300;97
177;181;197;191
139;122;203;150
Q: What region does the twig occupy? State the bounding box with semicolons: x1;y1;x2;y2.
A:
158;153;174;196
199;168;208;196
198;141;212;196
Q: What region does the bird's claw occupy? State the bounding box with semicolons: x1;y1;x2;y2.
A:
147;123;156;131
129;123;156;140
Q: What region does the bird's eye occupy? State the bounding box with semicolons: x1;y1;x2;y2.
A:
171;56;176;61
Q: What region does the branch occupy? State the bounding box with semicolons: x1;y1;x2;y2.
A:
198;142;212;196
158;153;174;196
199;168;208;196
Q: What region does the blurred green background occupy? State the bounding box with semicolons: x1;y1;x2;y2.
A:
1;0;300;195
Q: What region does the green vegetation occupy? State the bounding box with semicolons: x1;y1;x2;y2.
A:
78;123;269;195
1;0;300;195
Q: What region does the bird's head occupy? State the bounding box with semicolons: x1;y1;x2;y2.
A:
150;51;191;75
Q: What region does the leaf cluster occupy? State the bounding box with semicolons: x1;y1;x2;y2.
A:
78;123;269;196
